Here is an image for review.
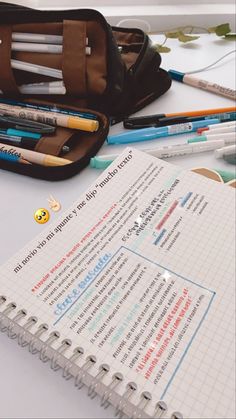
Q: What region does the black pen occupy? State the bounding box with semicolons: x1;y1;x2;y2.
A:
0;114;55;134
123;109;236;129
0;133;70;153
123;115;216;129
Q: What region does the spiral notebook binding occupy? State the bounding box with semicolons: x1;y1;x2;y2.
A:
153;400;168;418
115;381;137;418
0;295;183;419
88;363;110;399
62;346;84;380
29;323;49;355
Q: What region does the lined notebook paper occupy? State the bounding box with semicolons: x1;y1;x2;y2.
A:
0;148;235;419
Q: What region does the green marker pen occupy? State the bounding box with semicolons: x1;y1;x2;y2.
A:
188;132;235;145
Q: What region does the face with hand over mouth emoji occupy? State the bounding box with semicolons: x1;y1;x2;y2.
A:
34;208;50;224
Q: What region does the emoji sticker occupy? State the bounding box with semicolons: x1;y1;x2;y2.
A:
47;195;61;212
34;208;50;224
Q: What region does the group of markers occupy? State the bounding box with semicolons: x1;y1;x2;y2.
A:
91;107;236;168
0;98;99;167
0;101;236;168
0;32;91;95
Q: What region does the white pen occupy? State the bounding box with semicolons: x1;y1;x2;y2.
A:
215;144;236;158
18;81;66;95
0;82;65;95
169;70;236;100
0;86;66;95
18;86;66;95
11;59;63;79
199;126;236;135
12;32;88;45
198;120;236;134
205;121;236;130
21;81;64;88
90;139;236;169
188;132;236;144
12;42;91;55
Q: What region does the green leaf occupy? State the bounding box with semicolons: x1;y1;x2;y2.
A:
154;44;171;53
224;33;236;40
178;33;200;43
208;23;231;36
165;31;182;39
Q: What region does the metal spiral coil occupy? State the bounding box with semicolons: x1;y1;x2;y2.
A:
154;400;168;418
0;295;183;418
0;295;6;306
62;346;84;380
131;391;152;419
74;355;96;390
50;339;72;371
0;301;16;332
115;381;137;418
28;323;49;355
39;331;60;362
88;363;110;399
100;372;123;409
7;309;27;339
18;316;38;347
171;412;183;419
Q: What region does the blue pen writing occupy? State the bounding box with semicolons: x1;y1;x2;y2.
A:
107;118;220;144
53;253;111;324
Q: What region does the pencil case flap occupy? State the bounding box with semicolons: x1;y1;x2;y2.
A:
112;27;161;77
109;26;172;123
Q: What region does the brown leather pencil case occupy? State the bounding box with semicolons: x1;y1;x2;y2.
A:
0;3;171;180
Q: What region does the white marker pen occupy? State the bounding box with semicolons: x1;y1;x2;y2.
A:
198;121;236;135
169;70;236;100
188;132;236;144
90;139;236;169
201;126;236;135
215;144;236;164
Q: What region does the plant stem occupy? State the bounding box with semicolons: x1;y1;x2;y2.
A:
158;25;211;34
160;36;168;46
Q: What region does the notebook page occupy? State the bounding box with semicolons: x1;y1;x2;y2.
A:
0;148;235;418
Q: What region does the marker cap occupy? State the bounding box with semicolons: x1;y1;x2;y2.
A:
188;136;206;143
197;127;209;134
215;144;236;158
90;157;113;169
168;70;185;82
225;154;236;164
44;155;72;166
68;117;99;132
188;132;236;144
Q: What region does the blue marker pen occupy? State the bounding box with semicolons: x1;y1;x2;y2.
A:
0;128;41;139
107;118;220;144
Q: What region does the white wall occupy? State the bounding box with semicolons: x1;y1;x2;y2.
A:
6;1;236;32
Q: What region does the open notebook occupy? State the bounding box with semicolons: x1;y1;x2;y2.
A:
0;148;235;419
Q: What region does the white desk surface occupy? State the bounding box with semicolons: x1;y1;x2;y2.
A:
0;34;235;419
